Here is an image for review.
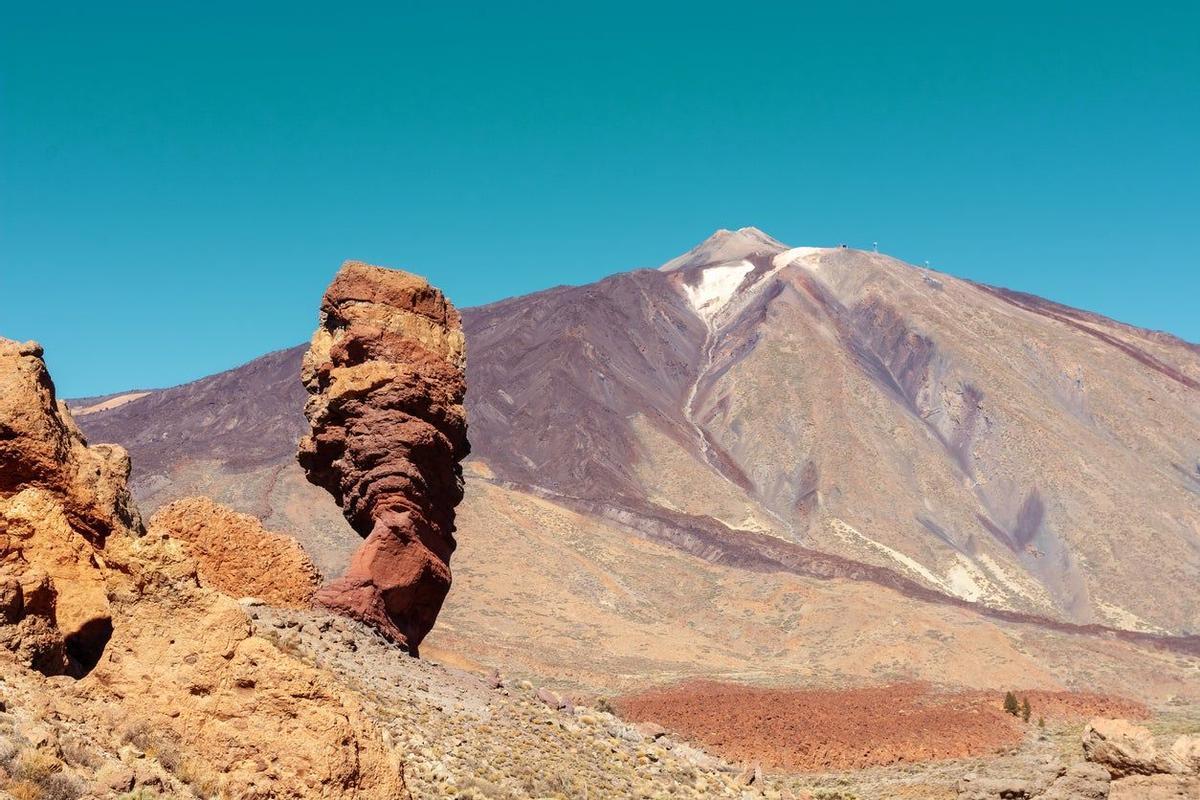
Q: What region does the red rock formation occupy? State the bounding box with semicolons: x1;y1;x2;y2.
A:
298;261;469;654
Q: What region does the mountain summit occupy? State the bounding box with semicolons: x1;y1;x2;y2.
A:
659;226;791;272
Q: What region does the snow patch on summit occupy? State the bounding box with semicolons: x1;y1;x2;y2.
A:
683;261;756;322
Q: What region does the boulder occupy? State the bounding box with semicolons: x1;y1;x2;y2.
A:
95;763;135;793
298;261;469;654
536;687;563;709
956;772;1036;799
635;722;669;741
0;339;144;543
1170;734;1200;774
0;577;21;624
150;496;321;608
1083;718;1182;778
0;338;138;675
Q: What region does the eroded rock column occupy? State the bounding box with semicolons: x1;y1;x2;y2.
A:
298;261;469;654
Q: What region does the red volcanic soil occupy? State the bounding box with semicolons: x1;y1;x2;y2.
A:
616;681;1143;772
1010;690;1147;721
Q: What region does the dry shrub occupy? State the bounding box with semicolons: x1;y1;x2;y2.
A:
117;791;160;800
176;756;222;799
6;780;41;800
120;722;182;772
56;736;102;770
11;748;61;783
3;749;83;800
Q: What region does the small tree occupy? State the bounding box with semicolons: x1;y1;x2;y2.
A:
1003;691;1020;716
1038;716;1045;729
1021;697;1032;722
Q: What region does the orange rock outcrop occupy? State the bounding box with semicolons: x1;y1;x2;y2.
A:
150;496;321;608
0;337;405;797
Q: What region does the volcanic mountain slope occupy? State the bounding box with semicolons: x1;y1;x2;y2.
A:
72;230;1200;665
463;227;1200;633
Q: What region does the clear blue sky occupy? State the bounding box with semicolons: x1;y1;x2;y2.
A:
2;2;1197;397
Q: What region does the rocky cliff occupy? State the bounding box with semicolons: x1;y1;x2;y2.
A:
0;337;404;797
298;261;469;654
0;339;142;676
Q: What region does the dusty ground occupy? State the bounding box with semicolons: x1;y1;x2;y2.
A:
244;604;768;799
426;477;1200;707
616;680;1148;773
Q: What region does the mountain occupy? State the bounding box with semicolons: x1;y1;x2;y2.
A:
70;229;1200;696
463;227;1200;634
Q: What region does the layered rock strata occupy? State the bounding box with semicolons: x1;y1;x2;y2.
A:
298;261;469;653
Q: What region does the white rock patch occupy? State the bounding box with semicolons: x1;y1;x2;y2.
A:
946;554;988;602
827;518;950;591
771;247;826;270
682;261;756;323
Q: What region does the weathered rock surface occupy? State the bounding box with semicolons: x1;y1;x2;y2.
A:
0;340;144;545
1108;774;1200;799
1075;717;1200;800
70;551;402;798
1040;762;1111;800
956;773;1039;800
298;260;469;653
0;337;404;798
1082;718;1182;778
1171;734;1200;773
955;757;1112;799
0;338;139;676
150;496;321;608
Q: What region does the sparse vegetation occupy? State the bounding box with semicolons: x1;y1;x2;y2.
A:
0;746;83;800
813;791;860;800
119;723;222;798
121;722;183;773
176;756;222;799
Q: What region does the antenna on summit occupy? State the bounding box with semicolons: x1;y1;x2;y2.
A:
872;241;878;253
